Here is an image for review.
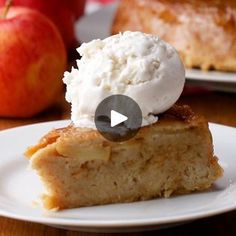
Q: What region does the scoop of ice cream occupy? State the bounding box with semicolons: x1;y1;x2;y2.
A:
63;31;185;128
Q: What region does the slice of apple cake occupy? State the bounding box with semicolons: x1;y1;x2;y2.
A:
25;105;223;210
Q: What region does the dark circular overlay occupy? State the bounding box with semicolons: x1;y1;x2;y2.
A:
94;95;142;142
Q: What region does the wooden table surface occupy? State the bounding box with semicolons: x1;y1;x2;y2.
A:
0;91;236;236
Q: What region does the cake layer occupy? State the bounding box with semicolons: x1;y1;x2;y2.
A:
25;105;223;209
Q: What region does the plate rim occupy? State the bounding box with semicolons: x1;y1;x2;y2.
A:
0;205;236;228
0;120;235;227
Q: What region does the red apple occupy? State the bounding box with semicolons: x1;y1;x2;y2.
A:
68;0;86;19
0;6;67;117
0;0;83;51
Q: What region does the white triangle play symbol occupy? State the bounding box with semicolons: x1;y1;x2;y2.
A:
111;110;128;127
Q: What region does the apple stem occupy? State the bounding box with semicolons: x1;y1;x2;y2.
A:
2;0;12;19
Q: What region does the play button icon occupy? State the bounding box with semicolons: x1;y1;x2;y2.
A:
95;95;142;142
111;110;128;127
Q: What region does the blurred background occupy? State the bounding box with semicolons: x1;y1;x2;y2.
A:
0;0;235;127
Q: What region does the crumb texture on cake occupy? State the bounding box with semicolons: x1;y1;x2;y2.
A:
25;105;223;209
112;0;236;72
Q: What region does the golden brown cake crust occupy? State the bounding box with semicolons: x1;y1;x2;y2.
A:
25;105;197;157
25;105;223;210
112;0;236;71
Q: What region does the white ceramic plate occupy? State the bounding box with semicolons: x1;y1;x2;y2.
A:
0;120;236;232
75;3;236;92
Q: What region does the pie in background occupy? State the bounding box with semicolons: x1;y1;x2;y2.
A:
112;0;236;72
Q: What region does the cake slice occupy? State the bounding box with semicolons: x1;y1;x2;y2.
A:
25;105;223;210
